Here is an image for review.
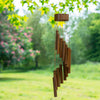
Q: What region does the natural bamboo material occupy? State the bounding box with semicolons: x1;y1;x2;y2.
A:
60;38;63;59
64;44;68;64
65;64;68;77
53;77;57;97
59;64;63;83
53;32;71;97
53;71;58;90
62;41;66;61
55;14;69;21
63;62;67;80
68;48;71;73
53;13;71;97
56;68;60;87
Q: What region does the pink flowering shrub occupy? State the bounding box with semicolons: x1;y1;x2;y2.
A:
0;14;41;67
0;25;36;66
0;10;40;67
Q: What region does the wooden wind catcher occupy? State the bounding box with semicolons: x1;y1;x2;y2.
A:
53;14;71;97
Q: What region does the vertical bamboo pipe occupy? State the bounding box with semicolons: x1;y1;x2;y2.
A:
64;44;68;65
53;77;57;97
63;62;66;80
62;41;66;62
56;68;60;87
65;64;68;77
59;64;63;83
68;48;71;73
53;71;58;90
60;38;63;58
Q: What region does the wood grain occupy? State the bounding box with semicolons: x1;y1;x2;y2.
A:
59;64;63;83
53;71;58;90
63;62;66;80
55;14;69;21
53;77;57;97
64;44;68;64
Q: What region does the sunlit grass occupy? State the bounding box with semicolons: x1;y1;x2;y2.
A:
0;62;100;100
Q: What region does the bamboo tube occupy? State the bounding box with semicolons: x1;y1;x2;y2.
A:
64;44;68;64
66;48;69;74
53;77;57;97
58;67;61;83
63;62;66;80
62;41;66;61
68;48;71;73
53;71;58;90
65;64;68;77
56;68;60;87
59;64;63;83
60;39;63;59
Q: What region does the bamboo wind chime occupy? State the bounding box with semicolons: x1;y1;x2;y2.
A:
53;14;71;97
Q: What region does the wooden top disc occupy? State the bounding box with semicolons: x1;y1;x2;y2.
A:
54;14;69;21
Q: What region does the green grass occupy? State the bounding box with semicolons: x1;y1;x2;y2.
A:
0;62;100;100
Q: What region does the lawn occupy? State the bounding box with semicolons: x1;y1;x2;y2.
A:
0;62;100;100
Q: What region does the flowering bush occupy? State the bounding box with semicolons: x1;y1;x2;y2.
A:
0;11;40;67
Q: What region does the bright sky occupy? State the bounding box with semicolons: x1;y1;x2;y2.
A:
14;0;98;17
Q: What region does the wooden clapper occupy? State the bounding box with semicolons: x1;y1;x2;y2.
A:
53;14;71;97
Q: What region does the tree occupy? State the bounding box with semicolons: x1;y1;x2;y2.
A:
26;10;65;68
0;0;99;27
0;10;39;68
87;14;100;62
70;12;100;64
26;11;45;68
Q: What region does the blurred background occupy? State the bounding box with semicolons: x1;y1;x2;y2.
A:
0;0;100;100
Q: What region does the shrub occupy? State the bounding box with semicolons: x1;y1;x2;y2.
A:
0;10;40;68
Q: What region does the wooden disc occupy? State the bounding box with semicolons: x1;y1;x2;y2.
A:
54;14;69;21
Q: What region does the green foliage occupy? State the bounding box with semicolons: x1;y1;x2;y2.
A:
0;0;28;28
26;11;47;67
70;13;100;64
87;14;100;61
41;22;56;65
0;0;99;27
26;11;64;67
